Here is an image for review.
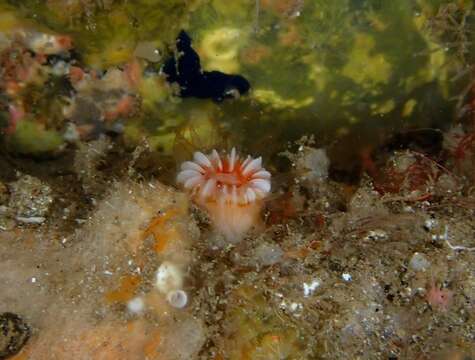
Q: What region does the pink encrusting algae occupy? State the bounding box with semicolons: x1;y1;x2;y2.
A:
177;148;271;242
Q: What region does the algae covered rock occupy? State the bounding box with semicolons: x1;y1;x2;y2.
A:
1;0;469;154
5;0;203;68
5;119;64;156
184;0;465;143
221;286;308;359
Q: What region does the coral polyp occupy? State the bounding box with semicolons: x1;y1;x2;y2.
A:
177;148;271;242
178;148;271;204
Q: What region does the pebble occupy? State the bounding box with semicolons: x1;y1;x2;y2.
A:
254;243;283;266
127;297;145;314
342;273;352;282
409;252;431;271
9;174;53;219
133;41;161;62
0;312;30;359
303;279;321;297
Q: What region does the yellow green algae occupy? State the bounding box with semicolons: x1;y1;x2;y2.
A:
1;0;203;68
185;0;471;139
0;0;473;155
6;119;64;155
178;0;471;153
222;286;306;359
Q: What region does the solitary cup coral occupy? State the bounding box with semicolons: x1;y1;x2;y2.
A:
177;148;271;243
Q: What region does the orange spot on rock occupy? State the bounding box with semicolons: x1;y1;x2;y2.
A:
116;95;134;114
142;209;179;253
155;227;180;253
35;53;47;64
240;44;271;65
261;0;304;17
143;291;169;316
68;66;84;83
12;320;157;360
10;350;29;360
104;95;135;121
5;80;21;96
124;59;142;89
57;35;73;50
285;247;310;259
143;330;161;358
279;24;301;46
105;275;141;304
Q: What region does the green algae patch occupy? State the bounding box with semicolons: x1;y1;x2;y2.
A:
7;120;64;155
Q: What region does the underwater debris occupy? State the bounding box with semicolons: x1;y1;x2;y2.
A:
15;30;72;56
302;149;329;180
443;124;475;180
73;136;112;195
253;242;284;266
366;150;449;201
424;2;473;68
157;316;206;360
282;140;330;185
163;31;250;102
177;148;271;243
8;174;53;223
